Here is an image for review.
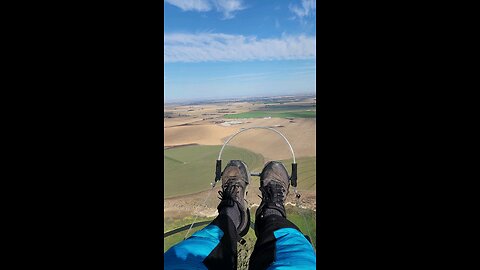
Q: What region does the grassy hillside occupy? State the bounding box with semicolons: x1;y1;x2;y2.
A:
280;156;316;191
164;145;265;198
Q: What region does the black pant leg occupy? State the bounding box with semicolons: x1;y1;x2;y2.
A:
248;215;303;270
203;214;239;270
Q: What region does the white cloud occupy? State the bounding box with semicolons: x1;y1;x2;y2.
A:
289;0;316;18
164;33;316;63
212;0;245;19
164;0;211;12
165;0;245;19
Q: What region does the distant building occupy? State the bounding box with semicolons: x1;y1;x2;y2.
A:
221;121;243;126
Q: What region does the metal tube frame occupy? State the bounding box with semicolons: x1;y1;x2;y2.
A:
217;127;296;163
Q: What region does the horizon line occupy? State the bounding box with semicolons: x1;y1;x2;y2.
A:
164;92;316;104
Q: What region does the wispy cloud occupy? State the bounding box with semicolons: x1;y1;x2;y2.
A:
213;0;245;19
164;0;211;12
165;0;245;19
289;0;316;18
164;33;316;63
207;72;274;81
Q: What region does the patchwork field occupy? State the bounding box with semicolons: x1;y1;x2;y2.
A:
225;110;315;119
228;118;316;160
164;124;238;146
224;103;316;119
165;119;316;160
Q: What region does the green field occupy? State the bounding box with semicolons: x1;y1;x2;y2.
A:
224;110;316;119
164;145;265;198
280;156;316;191
259;104;316;111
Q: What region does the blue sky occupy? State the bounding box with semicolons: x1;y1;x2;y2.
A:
164;0;316;102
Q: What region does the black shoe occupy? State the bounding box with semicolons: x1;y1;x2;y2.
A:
256;161;290;221
217;160;251;237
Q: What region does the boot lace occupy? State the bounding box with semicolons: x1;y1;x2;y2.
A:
258;181;286;204
218;177;240;206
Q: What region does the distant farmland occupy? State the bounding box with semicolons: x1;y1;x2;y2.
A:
225;110;315;119
164;145;264;198
224;104;316;119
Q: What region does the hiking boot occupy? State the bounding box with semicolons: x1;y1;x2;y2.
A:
217;160;251;237
256;161;290;221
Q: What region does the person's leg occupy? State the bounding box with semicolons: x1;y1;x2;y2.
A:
164;160;251;270
249;214;315;270
249;161;316;270
164;213;238;270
